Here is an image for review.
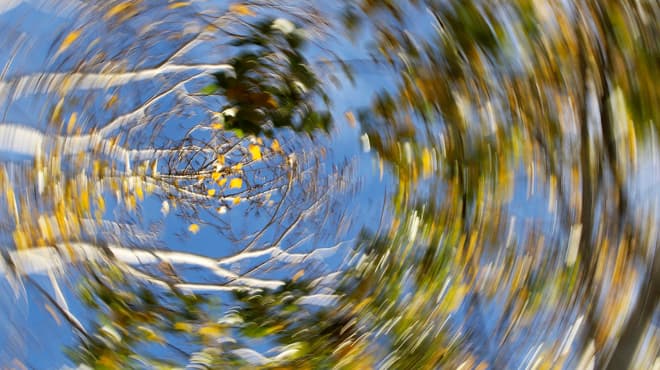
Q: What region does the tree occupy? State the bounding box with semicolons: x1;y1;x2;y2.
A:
337;0;658;368
0;2;352;367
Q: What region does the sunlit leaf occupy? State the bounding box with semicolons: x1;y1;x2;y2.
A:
66;112;77;134
167;2;189;9
198;324;223;337
57;30;81;54
229;3;255;17
52;99;64;123
199;83;218;95
271;139;282;153
104;2;134;20
248;144;262;161
229;178;243;189
188;224;200;234
174;322;193;333
105;94;118;109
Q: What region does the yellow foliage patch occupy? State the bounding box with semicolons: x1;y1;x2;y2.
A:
167;2;189;9
174;322;194;333
198;324;223;337
229;177;243;189
248;144;262;161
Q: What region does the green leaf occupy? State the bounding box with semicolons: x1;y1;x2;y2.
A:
231;128;244;138
199;83;219;95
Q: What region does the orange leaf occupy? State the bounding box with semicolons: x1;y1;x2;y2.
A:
345;111;356;127
292;269;305;282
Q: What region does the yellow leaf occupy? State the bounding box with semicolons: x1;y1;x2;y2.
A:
217;154;225;165
135;182;144;201
232;163;243;171
211;122;224;130
271;139;281;152
59;76;74;96
421;148;433;178
66;113;78;134
167;2;189;9
212;172;221;181
217;177;227;187
188;223;200;234
229;177;243;189
80;189;90;212
104;2;133;20
248;144;262;161
13;229;28;250
174;322;193;333
233;196;241;205
138;326;164;343
97;354;116;367
52;98;64;123
229;3;255;16
57;30;81;54
126;194;136;210
198;324;223;337
207;188;216;196
105;94;118;109
97;194;106;212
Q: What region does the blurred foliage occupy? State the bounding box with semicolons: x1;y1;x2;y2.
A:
201;17;332;138
339;0;659;369
3;0;657;369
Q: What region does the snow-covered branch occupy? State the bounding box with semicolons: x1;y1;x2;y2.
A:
0;243;285;291
0;63;231;102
